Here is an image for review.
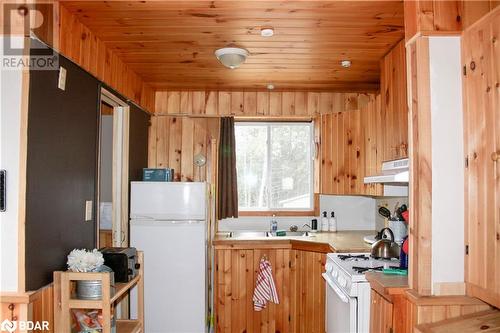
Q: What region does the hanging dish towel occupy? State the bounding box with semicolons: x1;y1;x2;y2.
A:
253;257;279;311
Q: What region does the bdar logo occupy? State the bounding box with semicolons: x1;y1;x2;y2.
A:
0;319;17;333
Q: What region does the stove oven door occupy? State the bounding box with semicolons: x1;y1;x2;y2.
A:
323;273;358;333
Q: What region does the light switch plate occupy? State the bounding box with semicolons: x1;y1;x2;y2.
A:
58;66;66;90
85;200;93;221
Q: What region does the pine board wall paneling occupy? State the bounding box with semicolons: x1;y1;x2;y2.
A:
404;0;498;40
30;284;54;333
404;0;463;41
150;116;219;182
58;5;155;113
462;7;500;308
462;1;499;28
154;91;374;116
407;37;433;295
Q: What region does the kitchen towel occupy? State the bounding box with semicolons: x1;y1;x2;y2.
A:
253;257;279;311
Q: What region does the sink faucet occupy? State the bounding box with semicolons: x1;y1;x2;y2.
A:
303;223;312;230
270;215;278;233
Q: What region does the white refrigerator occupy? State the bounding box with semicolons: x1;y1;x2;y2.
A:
130;181;207;333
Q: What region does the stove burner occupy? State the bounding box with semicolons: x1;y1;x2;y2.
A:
352;266;384;274
338;254;369;261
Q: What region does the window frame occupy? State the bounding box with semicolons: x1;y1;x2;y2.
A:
235;121;315;214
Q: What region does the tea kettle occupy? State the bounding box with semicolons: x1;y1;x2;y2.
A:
371;228;400;259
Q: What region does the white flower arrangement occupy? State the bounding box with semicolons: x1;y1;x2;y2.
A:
67;249;104;273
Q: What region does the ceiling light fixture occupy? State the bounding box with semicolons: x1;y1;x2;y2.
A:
341;60;352;68
267;84;275;90
214;47;249;69
261;28;274;37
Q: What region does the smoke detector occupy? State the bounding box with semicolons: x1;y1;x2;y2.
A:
261;28;274;37
341;60;352;68
214;47;249;69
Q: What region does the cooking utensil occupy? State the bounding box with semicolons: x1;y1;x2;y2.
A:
393;201;400;219
378;206;391;219
401;210;409;223
371;227;400;259
396;204;408;221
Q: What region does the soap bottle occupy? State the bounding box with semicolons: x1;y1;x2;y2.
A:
270;215;278;233
321;211;329;232
329;211;337;232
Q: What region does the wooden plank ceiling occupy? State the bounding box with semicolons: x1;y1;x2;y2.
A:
60;1;404;91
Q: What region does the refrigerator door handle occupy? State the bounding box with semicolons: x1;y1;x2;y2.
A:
130;214;155;220
167;220;203;224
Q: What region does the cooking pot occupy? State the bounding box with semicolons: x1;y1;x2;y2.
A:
371;227;400;259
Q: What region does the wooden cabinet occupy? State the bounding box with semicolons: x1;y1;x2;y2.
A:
380;39;409;161
320;96;383;196
319;39;408;196
53;252;144;333
366;273;411;333
214;246;325;333
462;9;500;309
370;290;393;333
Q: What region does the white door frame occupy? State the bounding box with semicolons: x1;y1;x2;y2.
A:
99;88;129;248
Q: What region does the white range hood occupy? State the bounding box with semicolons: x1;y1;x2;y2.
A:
364;158;409;185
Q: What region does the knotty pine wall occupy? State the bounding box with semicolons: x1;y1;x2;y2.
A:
404;0;499;41
462;7;500;308
149;116;219;182
148;91;375;183
58;5;155;112
154;91;373;116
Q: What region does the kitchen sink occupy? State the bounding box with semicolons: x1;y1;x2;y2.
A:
226;231;270;238
226;231;312;238
268;231;311;237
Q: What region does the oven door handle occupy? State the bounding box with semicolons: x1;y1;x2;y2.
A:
322;273;350;303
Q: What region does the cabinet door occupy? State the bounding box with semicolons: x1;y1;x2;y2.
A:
214;248;326;333
370;290;393;333
291;250;326;333
215;248;294;333
380;39;408;161
320;97;383;196
462;11;500;308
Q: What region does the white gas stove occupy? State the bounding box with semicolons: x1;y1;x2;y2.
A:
323;253;399;333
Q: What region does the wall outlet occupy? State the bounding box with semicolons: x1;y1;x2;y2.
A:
58;66;67;90
85;200;93;221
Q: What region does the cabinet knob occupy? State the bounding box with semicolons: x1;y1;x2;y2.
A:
492;151;500;162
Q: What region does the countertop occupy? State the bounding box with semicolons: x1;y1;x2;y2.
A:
213;230;374;253
365;271;409;299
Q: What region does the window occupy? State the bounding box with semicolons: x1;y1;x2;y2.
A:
235;122;313;212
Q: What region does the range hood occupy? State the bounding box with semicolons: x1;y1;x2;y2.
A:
364;158;409;184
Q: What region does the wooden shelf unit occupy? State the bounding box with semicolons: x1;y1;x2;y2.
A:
53;251;144;333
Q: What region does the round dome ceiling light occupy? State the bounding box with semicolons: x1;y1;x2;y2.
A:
214;47;249;69
341;60;352;68
261;28;274;37
267;83;275;90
